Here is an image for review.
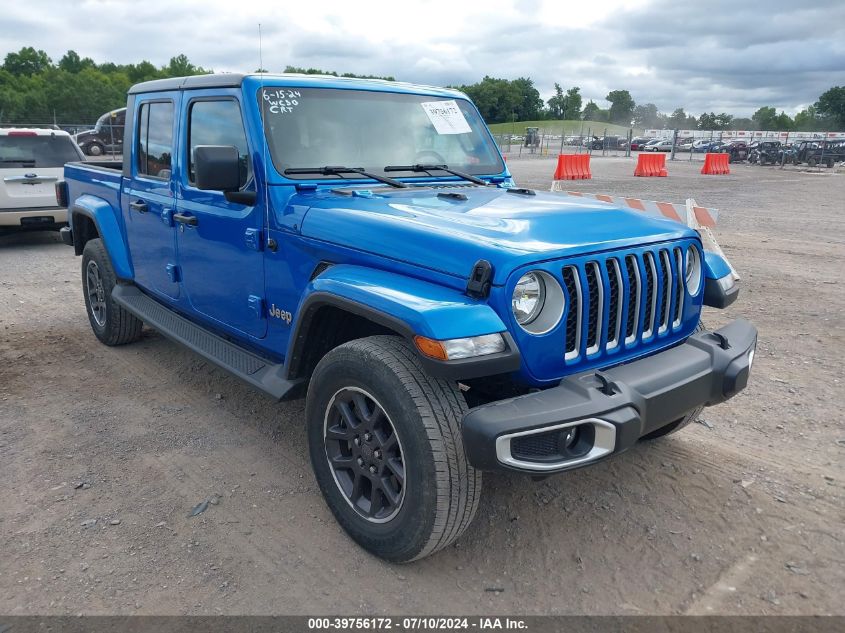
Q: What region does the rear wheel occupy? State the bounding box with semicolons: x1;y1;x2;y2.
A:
306;335;481;562
808;157;817;167
826;158;834;168
81;239;143;346
85;142;104;156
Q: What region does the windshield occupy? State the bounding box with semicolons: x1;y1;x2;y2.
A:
0;134;81;167
259;88;504;179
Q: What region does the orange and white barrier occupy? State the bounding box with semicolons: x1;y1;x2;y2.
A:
686;198;739;280
559;191;718;228
701;153;730;175
634;152;668;177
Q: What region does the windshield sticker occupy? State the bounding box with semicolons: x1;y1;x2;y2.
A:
263;89;301;115
420;100;471;135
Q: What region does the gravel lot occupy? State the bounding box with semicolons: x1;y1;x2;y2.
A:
1;157;842;615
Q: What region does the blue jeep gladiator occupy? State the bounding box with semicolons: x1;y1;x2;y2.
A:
58;73;756;562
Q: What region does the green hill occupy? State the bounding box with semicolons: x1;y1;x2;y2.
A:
487;120;638;136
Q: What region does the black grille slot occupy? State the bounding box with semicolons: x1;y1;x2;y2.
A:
512;430;560;459
672;248;683;326
605;259;621;347
585;262;600;351
643;252;656;336
658;250;671;332
624;255;639;340
562;266;580;356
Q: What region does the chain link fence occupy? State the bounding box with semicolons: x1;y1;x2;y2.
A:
492;126;845;170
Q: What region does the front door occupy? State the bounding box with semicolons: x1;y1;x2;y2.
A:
175;94;267;339
122;96;180;300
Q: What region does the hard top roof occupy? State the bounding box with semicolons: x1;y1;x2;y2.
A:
128;73;465;99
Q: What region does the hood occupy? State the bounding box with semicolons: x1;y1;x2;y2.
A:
292;186;697;285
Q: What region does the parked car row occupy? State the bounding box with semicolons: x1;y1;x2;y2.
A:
624;136;845;166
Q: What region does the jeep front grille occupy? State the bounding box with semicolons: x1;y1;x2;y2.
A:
561;246;686;362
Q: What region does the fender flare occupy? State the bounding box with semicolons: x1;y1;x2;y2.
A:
70;195;133;280
285;265;520;381
703;251;738;309
703;250;731;281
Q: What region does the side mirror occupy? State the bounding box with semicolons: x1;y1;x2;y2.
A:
194;145;241;192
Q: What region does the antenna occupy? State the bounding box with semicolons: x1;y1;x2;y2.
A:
258;23;272;249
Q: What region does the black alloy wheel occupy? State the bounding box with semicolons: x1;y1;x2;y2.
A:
323;387;405;523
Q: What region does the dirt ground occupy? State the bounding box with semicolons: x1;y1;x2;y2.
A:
1;157;842;616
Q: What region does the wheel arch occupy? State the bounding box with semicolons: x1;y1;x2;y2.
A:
284;265;517;382
70;198;133;280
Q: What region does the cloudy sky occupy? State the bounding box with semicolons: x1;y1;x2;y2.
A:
3;0;844;116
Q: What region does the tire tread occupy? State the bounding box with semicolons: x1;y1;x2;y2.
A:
310;335;481;561
82;239;143;346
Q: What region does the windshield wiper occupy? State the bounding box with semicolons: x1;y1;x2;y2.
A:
383;164;489;186
284;166;407;188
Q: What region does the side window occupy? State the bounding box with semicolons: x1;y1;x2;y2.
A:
137;101;173;180
188;100;250;188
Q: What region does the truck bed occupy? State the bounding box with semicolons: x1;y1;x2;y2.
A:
64;160;123;216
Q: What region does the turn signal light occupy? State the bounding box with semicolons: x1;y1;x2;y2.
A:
414;333;506;361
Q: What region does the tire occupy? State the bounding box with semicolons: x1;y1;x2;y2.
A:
825;158;834;168
306;335;481;562
81;238;143;346
640;322;706;441
807;157;817;167
86;143;104;156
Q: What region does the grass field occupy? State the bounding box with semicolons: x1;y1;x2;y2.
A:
487;119;638;136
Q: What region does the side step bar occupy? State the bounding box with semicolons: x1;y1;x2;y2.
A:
112;284;303;401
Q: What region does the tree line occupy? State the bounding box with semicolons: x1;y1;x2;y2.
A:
1;46;843;132
457;76;844;132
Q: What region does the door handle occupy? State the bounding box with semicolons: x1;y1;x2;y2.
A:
173;213;198;226
129;200;148;213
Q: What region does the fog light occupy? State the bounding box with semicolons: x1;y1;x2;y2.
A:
559;427;579;450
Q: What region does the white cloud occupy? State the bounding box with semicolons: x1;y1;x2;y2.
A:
1;0;843;116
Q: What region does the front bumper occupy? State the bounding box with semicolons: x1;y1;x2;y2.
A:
462;318;757;474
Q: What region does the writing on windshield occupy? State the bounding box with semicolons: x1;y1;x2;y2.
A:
259;88;503;179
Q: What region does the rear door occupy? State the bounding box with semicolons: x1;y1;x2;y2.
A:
0;131;80;213
175;92;267;339
122;95;180;300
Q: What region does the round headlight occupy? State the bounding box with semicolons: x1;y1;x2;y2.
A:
685;246;702;295
512;272;545;325
511;271;566;335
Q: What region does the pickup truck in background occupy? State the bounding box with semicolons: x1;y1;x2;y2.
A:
792;139;845;167
58;73;757;562
0;127;84;233
73;107;126;157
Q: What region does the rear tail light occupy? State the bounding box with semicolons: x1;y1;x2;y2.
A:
55;181;68;208
7;131;38;136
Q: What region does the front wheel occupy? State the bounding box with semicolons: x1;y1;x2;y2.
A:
306;336;481;562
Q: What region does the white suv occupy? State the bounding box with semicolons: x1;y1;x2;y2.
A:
0;128;84;232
